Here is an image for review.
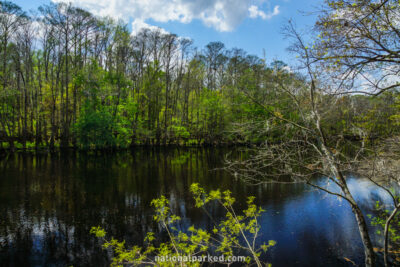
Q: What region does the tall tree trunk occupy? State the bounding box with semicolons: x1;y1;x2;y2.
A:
351;203;376;266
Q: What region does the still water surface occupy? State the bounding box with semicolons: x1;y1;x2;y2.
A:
0;148;389;266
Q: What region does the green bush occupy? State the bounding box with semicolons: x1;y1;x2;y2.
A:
91;183;275;266
74;102;117;149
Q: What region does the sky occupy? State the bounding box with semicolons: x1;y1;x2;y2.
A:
12;0;323;64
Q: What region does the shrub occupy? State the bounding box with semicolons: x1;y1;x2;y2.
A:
91;183;275;266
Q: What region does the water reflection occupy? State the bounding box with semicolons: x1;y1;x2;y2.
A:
0;148;388;266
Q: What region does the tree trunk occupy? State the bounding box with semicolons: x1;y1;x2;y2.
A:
351;202;376;267
384;205;399;267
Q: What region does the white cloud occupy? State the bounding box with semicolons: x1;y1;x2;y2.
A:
131;20;169;35
282;65;292;73
51;0;280;33
249;5;279;20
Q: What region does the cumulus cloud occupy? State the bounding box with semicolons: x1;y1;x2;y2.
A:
249;5;279;20
51;0;280;33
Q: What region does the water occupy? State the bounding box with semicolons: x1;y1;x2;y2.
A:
0;148;389;266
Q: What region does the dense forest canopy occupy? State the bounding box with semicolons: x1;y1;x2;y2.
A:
0;0;399;150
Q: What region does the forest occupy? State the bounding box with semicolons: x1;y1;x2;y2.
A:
0;0;398;151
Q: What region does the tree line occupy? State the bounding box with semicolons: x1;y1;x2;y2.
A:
0;0;399;151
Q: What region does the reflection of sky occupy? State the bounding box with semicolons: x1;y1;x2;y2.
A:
0;182;387;266
256;177;395;266
0;150;396;266
259;185;360;265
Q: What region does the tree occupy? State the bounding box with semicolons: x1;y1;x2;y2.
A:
311;1;400;265
225;13;398;265
311;0;400;95
73;61;117;149
203;42;226;91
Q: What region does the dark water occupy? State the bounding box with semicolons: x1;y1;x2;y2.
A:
0;148;389;266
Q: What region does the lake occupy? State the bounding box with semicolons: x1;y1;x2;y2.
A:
0;148;389;266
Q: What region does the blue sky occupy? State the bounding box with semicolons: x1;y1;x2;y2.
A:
12;0;322;64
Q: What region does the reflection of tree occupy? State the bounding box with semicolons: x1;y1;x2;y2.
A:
0;148;311;266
